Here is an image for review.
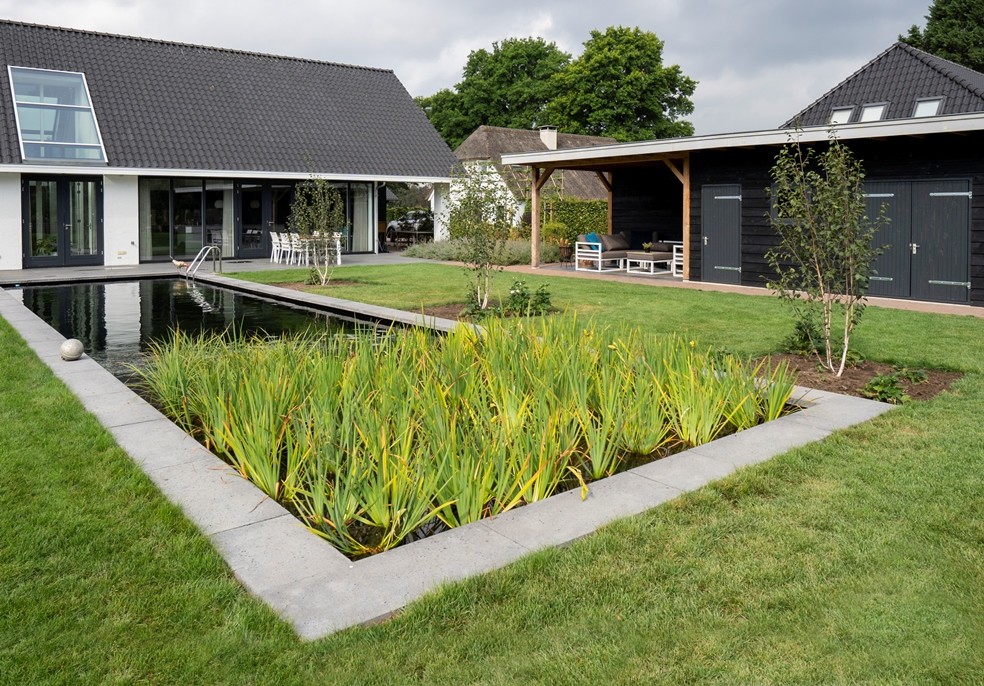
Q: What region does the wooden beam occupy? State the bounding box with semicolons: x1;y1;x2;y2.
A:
663;158;685;184
595;171;612;193
607;171;614;234
534;166;555;191
531;167;542;267
682;155;691;280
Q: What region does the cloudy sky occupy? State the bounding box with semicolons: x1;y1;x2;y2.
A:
1;0;933;135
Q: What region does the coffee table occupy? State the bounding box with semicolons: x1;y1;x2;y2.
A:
625;250;672;275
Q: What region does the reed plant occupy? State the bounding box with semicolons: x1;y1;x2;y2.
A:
136;314;797;557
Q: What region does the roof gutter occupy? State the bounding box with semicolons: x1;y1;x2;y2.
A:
0;164;452;184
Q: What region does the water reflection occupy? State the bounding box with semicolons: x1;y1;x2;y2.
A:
14;278;353;379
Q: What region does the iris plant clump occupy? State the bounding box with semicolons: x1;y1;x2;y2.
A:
137;315;795;557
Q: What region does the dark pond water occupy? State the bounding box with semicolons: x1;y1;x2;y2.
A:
11;278;360;379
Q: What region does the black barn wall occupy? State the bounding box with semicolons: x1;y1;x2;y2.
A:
611;132;983;305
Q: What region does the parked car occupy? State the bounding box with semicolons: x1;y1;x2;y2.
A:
386;209;434;240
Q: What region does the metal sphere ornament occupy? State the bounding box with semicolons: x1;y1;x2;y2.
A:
60;338;84;361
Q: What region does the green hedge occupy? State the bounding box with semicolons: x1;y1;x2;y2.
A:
404;239;559;265
539;198;608;242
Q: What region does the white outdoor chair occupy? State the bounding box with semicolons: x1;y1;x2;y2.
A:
269;232;284;263
287;232;309;266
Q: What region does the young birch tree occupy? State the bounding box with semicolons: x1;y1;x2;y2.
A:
445;162;515;312
767;134;886;377
288;178;347;286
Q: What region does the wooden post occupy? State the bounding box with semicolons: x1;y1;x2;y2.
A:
661;158;692;281
530;166;556;268
682;155;691;280
531;167;541;267
595;171;614;234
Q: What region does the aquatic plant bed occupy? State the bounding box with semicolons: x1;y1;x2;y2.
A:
0;285;895;641
137;315;798;558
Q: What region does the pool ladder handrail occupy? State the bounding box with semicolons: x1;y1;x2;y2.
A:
185;245;222;279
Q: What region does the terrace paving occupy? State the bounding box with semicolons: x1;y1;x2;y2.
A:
0;262;898;640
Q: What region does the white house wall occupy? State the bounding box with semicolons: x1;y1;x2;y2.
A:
431;183;450;241
103;175;140;266
0;174;22;270
444;163;526;234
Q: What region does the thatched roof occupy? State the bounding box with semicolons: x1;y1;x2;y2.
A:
454;126;616;200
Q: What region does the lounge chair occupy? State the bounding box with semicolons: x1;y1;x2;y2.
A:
575;231;632;271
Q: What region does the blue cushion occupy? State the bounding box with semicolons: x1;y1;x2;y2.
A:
585;232;601;251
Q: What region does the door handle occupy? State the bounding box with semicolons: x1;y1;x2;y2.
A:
703;236;709;245
910;243;919;255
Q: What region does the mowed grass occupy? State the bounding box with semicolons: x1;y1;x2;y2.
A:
2;263;983;684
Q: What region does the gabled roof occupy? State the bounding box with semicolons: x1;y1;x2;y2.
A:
0;20;458;179
455;125;616;200
783;42;984;128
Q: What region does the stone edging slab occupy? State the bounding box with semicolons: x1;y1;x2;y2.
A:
0;284;895;641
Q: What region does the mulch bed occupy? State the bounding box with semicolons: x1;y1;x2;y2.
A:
761;353;962;402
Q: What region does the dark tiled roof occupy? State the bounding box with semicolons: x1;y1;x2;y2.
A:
0;20;458;177
455;126;616;200
782;42;984;128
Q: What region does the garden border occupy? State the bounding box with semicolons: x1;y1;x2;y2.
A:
0;282;894;640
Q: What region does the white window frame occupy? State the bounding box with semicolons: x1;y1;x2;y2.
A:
8;65;108;163
859;102;888;122
913;97;943;118
829;107;854;124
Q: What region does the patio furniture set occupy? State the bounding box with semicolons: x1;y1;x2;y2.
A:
269;231;343;266
574;232;683;276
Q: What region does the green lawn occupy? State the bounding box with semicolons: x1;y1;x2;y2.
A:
2;263;983;684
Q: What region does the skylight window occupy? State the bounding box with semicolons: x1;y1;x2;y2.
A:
829;107;853;124
859;103;887;122
8;66;107;163
913;98;943;117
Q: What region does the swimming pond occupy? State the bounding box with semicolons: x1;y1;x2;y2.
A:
11;278;364;379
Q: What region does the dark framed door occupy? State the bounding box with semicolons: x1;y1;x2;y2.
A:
23;176;103;268
235;181;294;258
237;182;266;258
865;182;911;298
910;180;971;303
700;184;742;285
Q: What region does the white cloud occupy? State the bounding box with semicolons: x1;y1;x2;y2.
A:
0;0;933;134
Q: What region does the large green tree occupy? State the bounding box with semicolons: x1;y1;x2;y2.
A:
547;26;696;141
416;37;571;148
901;0;984;72
418;27;696;147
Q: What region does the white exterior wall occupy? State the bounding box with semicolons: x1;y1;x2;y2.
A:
102;175;140;265
431;182;450;241
0;174;22;270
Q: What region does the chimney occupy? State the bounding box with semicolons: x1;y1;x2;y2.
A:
538;125;558;150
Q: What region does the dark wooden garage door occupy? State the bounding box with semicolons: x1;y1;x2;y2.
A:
700;184;742;285
865;179;970;304
865;182;911;299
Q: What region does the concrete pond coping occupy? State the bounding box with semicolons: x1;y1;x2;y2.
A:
0;279;895;641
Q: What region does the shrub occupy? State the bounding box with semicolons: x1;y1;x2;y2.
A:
404;239;559;266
